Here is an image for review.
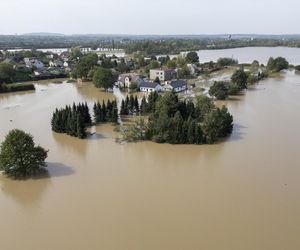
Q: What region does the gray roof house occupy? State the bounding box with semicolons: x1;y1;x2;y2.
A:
163;80;187;93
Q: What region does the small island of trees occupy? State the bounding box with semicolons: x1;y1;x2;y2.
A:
121;92;233;144
51;100;118;138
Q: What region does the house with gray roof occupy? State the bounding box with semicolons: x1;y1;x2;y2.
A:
163;80;187;93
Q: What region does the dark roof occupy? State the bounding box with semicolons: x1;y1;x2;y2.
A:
170;80;187;88
140;82;160;89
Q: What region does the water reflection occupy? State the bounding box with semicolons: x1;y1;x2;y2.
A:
0;162;74;207
0;175;50;206
228;124;246;142
52;132;88;156
47;162;75;178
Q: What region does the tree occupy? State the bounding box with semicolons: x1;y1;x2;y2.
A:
177;65;191;79
247;74;258;84
0;130;48;178
166;59;177;69
231;69;248;90
295;65;300;71
195;95;214;121
250;60;260;73
267;57;289;72
228;83;240;95
0;62;15;84
186;51;199;63
145;60;160;74
209;81;229;100
76;114;87;139
140;96;148;115
202;106;233;144
216;58;238;68
72;53;98;78
93;67;115;90
70;46;83;60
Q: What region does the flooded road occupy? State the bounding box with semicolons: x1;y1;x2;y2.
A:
1;71;300;249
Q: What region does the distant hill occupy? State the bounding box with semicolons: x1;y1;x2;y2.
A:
22;32;65;37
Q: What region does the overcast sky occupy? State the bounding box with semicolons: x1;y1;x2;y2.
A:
1;0;299;35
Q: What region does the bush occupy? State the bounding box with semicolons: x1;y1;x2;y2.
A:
228;83;240;95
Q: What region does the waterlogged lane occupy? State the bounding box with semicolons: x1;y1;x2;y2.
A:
1;73;300;250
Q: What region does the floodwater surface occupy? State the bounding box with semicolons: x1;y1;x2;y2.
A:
1;74;300;249
197;46;300;64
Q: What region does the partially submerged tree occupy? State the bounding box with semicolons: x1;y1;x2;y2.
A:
0;130;48;178
209;81;229;100
231;69;248;90
267;57;289;72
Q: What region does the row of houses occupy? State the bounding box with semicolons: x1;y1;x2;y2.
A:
117;69;187;93
139;80;187;93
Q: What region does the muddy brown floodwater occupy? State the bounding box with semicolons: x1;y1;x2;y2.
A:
1;71;300;250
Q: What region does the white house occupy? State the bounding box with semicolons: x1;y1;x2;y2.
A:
163;80;187;93
139;82;162;92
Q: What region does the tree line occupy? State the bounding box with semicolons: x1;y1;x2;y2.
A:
51;103;92;139
51;100;119;139
120;95;139;115
93;99;118;124
209;57;290;101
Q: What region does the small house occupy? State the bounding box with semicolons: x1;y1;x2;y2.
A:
164;80;187;93
139;82;162;92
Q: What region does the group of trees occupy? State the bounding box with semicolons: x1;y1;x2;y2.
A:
120;95;139;115
72;53;98;79
140;92;159;114
209;81;229;100
267;57;289;72
209;68;249;100
93;99;118;124
122;92;233;145
216;57;238;68
51;103;92;139
0;62;14;84
186;51;199;63
52;100;120;139
0;129;48;178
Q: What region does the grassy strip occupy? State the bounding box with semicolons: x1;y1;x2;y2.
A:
0;83;35;93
